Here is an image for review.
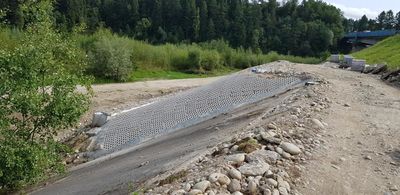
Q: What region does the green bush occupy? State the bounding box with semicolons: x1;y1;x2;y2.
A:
0;137;66;190
200;50;221;71
87;35;135;82
0;1;91;190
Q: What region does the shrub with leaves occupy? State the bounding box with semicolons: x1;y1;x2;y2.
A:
0;0;91;190
87;34;135;82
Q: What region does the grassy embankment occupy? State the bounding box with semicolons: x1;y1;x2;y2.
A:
353;35;400;70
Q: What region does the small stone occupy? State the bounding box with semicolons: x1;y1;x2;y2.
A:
217;174;231;185
261;131;277;139
264;170;274;178
266;178;278;187
193;181;210;192
225;154;246;165
232;192;243;195
267;123;278;130
389;185;399;191
184;183;191;192
238;161;270;176
228;168;242;180
281;142;302;155
188;189;203;195
231;145;239;152
276;147;284;155
228;179;241;192
364;156;372;160
279;187;289;195
208;173;220;183
279;181;291;192
263;189;272;195
344;103;351;107
311;118;325;129
248;180;258;194
281;151;292;159
246;150;281;164
207;191;216;195
171;189;186;195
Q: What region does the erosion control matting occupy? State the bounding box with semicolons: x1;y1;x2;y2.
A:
92;71;310;157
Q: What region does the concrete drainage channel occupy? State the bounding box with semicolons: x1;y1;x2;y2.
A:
88;69;311;158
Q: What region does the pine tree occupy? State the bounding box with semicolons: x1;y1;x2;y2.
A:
199;0;208;41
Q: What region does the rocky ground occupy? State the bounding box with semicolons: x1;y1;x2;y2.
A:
128;62;400;195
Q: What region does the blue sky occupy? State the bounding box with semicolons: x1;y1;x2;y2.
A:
322;0;400;19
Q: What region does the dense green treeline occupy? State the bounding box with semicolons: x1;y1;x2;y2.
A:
344;10;400;32
1;0;345;58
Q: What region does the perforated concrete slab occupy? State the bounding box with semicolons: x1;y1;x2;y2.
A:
93;71;309;156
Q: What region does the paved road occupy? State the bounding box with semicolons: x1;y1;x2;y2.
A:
30;93;292;195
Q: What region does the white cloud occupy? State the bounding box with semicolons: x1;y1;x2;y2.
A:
329;3;380;19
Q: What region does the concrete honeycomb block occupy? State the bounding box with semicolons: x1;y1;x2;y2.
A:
330;55;340;63
92;74;309;156
351;59;366;72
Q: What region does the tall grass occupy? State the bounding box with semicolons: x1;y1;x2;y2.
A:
2;27;323;82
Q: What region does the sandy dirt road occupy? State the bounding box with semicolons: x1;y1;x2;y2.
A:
293;63;400;195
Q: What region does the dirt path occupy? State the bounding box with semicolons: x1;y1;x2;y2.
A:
41;62;399;195
294;63;400;195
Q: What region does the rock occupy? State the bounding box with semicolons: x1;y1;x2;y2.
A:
217;174;231;185
184;183;191;192
267;123;278;130
281;142;302;155
207;191;216;195
389;185;399;191
266;178;278;187
231;145;239;152
248;180;258;194
263;189;272;195
371;64;387;74
228;179;241;192
225;154;246;165
344;103;351;107
232;192;243;195
246;150;281;164
261;131;277;140
208;173;220;183
228;168;242;180
275;147;284;155
311;118;325;129
238;160;270;176
281;151;292;159
193;181;210;192
171;189;186;195
272;189;280;195
279;180;291;192
188;189;203;195
364;156;372;160
264;170;274;178
264;137;282;145
279;187;289;195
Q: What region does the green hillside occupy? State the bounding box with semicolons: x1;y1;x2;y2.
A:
353;35;400;70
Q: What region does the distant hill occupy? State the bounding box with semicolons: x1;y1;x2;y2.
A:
353;35;400;70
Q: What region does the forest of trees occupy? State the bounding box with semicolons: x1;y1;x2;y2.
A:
344;10;400;32
0;0;345;57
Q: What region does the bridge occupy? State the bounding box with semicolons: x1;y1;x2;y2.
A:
343;30;398;49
